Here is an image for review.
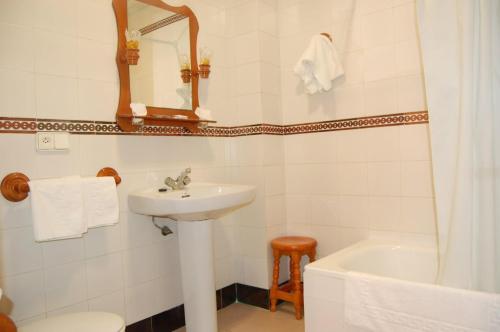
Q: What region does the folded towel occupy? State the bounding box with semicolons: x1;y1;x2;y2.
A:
294;34;344;94
29;176;86;242
82;177;119;228
345;271;500;332
130;103;147;116
195;107;213;120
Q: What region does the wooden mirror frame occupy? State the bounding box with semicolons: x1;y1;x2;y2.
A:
112;0;204;132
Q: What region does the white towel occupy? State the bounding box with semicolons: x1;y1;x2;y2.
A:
195;107;213;120
294;34;344;94
345;271;500;332
82;177;119;228
130;102;147;116
29;176;86;242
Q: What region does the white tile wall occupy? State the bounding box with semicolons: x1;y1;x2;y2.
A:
0;68;35;118
44;262;87;311
0;133;241;325
284;124;436;259
0;0;268;325
0;0;435;327
278;0;435;264
278;0;426;123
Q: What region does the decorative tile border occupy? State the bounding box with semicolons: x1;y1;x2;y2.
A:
283;111;428;135
0;111;428;137
139;13;186;35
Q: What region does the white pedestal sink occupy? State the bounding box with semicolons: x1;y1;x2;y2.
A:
128;183;256;332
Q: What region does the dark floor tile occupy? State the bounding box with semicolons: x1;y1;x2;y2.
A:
127;283;268;332
236;283;269;309
221;284;236;308
126;318;152;332
216;289;222;310
152;305;185;332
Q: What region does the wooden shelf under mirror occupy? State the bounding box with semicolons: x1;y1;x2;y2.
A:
113;0;214;132
118;113;216;132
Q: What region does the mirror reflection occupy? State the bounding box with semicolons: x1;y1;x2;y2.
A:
128;0;191;110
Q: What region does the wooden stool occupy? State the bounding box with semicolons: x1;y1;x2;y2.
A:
270;236;317;319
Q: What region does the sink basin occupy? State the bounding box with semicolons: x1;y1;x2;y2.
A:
128;182;256;221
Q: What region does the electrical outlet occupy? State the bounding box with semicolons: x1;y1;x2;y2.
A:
37;132;54;150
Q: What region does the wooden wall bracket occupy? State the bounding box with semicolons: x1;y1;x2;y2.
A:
1;173;29;202
96;167;122;186
1;167;121;203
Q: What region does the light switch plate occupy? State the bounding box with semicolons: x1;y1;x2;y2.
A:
36;132;54;150
54;132;70;150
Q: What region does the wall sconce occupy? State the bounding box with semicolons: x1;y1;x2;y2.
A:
179;48;213;83
125;29;141;65
198;47;212;79
179;54;191;84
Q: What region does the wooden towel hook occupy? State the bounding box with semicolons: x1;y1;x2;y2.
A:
0;167;121;203
320;32;333;42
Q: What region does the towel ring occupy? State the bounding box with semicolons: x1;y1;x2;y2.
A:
0;167;121;202
320;32;333;42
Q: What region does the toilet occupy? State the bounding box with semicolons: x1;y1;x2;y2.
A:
0;289;125;332
0;288;125;332
18;312;125;332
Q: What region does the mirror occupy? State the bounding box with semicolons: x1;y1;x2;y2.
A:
113;0;203;132
128;1;192;110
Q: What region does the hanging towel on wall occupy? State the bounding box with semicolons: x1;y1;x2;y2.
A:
294;34;344;94
344;271;500;332
29;176;86;242
82;176;119;228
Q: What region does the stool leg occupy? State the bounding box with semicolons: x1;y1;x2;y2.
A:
291;252;303;319
270;249;280;312
307;248;316;263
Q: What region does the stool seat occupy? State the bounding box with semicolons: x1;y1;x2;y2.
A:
271;236;317;251
270;236;317;320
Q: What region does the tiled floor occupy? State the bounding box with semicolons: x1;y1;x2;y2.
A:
174;303;305;332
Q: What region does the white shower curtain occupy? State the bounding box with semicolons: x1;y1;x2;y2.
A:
417;0;500;293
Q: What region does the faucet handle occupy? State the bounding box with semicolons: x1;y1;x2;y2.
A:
184;167;191;174
165;177;176;188
183;176;191;186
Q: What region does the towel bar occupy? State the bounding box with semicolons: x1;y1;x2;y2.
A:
0;167;121;202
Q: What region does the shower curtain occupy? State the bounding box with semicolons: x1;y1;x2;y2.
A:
416;0;499;292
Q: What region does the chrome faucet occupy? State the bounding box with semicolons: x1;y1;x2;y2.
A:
164;168;191;190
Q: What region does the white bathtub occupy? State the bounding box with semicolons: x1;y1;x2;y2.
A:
307;239;438;284
303;240;497;332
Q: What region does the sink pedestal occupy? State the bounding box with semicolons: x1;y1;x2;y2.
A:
128;183;256;331
177;220;217;332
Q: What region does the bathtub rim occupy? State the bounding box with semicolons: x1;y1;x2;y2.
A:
304;239;437;279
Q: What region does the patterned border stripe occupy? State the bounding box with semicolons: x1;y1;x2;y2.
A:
0;118;37;133
0;111;428;137
283;111;428;135
139;14;187;35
